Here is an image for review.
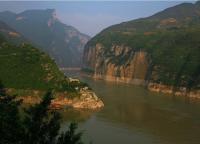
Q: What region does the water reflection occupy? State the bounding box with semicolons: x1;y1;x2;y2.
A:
62;71;200;144
59;108;95;122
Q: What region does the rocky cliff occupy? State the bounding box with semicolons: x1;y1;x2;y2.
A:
83;44;149;85
0;9;90;67
15;89;104;110
83;1;200;98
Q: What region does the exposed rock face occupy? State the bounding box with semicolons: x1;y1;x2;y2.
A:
83;43;200;99
148;83;200;99
18;89;104;110
83;1;200;98
0;9;90;67
51;90;104;109
83;43;149;85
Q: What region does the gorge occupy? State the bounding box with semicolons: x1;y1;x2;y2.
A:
0;1;200;144
0;9;90;67
83;1;200;98
0;20;103;110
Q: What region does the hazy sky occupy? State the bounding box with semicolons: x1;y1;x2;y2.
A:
0;1;194;36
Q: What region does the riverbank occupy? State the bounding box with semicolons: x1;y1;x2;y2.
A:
70;77;200;144
93;74;145;85
50;89;104;109
80;71;200;99
147;82;200;99
7;88;104;110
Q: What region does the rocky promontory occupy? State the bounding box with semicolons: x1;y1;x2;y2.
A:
15;88;104;110
51;89;104;109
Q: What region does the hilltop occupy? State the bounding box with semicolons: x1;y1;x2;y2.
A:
0;22;103;109
83;1;200;97
0;9;90;67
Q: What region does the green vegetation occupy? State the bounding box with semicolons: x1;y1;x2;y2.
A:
0;34;89;95
0;83;84;144
0;42;60;90
0;10;90;67
85;1;200;89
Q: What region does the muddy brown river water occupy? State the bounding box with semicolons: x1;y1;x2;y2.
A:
61;70;200;144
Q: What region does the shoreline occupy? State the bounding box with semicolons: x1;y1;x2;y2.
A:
80;71;200;99
147;82;200;99
7;88;104;110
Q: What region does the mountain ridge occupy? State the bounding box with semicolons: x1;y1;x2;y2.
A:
0;21;104;109
0;9;90;67
83;1;200;98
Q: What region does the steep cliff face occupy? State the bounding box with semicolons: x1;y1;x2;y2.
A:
83;44;149;85
83;1;200;97
0;9;90;67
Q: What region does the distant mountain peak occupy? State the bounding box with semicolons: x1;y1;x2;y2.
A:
0;9;90;67
0;10;16;16
20;9;56;15
18;9;58;23
196;0;200;4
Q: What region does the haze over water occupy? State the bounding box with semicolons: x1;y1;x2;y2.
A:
0;1;200;144
62;71;200;144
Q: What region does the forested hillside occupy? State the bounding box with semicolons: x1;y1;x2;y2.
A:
83;1;200;95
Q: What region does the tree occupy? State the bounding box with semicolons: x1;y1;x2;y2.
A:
0;81;24;144
0;82;84;144
57;123;83;144
23;91;61;144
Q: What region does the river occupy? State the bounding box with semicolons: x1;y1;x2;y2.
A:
61;70;200;144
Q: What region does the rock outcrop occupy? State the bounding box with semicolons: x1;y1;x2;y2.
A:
17;89;104;110
82;1;200;98
0;9;90;67
51;90;104;109
148;83;200;99
83;44;149;85
83;42;200;99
